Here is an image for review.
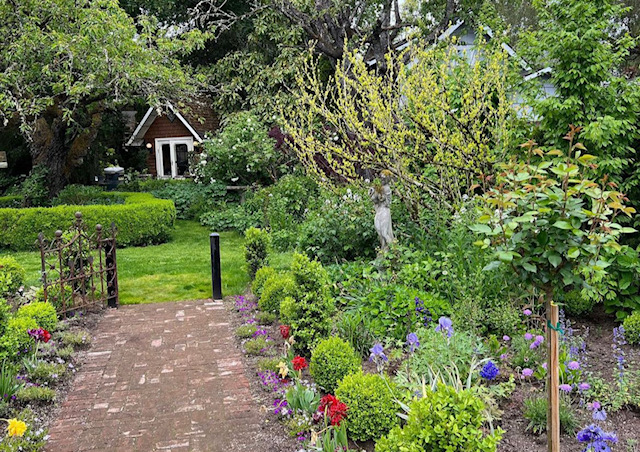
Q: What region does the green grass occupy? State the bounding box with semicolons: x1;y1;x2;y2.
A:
1;220;293;305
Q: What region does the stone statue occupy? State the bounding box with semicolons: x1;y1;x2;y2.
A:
369;171;394;251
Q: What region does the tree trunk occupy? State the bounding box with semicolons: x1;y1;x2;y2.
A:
544;284;560;452
30;116;69;198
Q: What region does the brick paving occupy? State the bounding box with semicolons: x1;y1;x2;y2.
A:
46;300;264;452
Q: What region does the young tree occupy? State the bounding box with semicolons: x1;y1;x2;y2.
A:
0;0;207;196
471;127;635;451
282;40;515;215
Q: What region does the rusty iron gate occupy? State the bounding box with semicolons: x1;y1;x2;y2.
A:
38;212;119;316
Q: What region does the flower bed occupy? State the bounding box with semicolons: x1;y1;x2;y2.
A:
0;192;175;250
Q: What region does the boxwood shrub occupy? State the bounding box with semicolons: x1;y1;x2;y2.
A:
0;192;175;250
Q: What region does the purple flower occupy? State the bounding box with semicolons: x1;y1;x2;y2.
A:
535;335;544;343
435;317;454;338
542;362;548;370
559;384;572;393
524;333;533;341
500;353;509;361
523;309;532;316
576;424;617;451
521;368;533;378
369;343;388;372
406;333;420;353
593;409;607;422
567;361;580;371
502;335;510;341
479;361;500;381
589;401;601;411
530;340;541;349
578;382;591;391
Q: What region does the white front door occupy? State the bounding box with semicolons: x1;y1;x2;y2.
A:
155;137;193;179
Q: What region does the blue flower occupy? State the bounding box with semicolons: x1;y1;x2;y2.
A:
435;316;454;338
369;343;387;361
406;333;420;353
479;360;499;381
576;424;617;452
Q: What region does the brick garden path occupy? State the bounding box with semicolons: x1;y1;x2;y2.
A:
46;300;264;452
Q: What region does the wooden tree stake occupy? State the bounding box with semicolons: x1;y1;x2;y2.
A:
546;295;560;452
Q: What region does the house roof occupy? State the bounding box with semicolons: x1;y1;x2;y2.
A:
126;103;218;146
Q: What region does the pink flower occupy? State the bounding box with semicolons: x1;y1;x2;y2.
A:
503;335;511;341
521;368;534;378
542;363;548;370
523;309;532;316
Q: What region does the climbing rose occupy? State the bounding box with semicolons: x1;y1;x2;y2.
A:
292;356;308;371
279;325;290;340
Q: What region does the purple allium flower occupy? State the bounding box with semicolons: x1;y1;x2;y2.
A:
479;361;500;381
521;368;534;378
559;384;572;393
523;309;532;316
503;335;511;341
524;332;533;341
567;361;580;371
406;333;420;353
435;317;454;338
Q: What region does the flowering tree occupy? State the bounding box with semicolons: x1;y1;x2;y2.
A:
471;127;635;451
282;39;515;215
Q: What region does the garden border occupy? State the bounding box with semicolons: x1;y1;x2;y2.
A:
0;192;176;250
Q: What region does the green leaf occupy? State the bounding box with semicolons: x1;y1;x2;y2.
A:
567;247;580;259
469;224;492;234
498;251;513;262
483;261;502;271
553;220;572;230
522;262;537;273
548;253;562;268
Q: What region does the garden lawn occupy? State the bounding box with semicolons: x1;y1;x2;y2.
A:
1;220;293;304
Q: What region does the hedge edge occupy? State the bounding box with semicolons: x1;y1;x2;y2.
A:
0;192;176;250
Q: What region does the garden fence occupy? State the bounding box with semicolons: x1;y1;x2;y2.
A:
37;212;119;316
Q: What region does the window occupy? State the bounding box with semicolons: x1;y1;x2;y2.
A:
154;137;193;179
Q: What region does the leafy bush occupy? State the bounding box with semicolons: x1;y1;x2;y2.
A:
252;266;277;298
34;286;73;313
560;289;597;317
54;330;91;348
52;185;123;206
0;300;10;336
199;203;259;232
0;192;175;250
259;274;296;314
244;227;270;279
0;256;25;296
0;316;38;361
56;345;74;360
26;362;66;386
403;326;484;381
297;187;377;263
279;296;297;324
16;302;58;331
235;324;257;339
16;386;56;404
334;311;377;359
309;337;361;393
244;337;269;355
623;311;640;345
523;396;579;434
193;111;278;186
287;253;335;354
0;196;21;208
375;385;503;452
18;165;49;208
255;311;277;325
150;180;226;220
335;373;398;442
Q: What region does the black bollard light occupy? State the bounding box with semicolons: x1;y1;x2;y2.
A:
210;233;222;300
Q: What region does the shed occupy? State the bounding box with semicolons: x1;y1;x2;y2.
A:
126;103;219;178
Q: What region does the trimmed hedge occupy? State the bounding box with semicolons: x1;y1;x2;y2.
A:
0;192;176;250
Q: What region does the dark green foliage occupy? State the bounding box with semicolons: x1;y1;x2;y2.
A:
0;256;26;296
623;311;640;345
18;165;49;208
258;274;296;314
334;311;377;359
0;361;23;403
52;185;124;206
309;337;361;393
522;396;579;434
597;245;640;320
149;180;227;220
335;373;398;442
560;289;597;317
252;266;277;298
244;227;270;279
376;385;503;452
16;302;58;331
15;386;56;404
0;192;175;250
0;196;22;208
199;203;259;232
286;253;335;355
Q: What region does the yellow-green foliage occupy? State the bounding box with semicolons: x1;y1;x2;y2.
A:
0;256;26;295
259;274;296;314
252;266;277;297
623;311;640;345
17;302;58;331
283;39;513;209
0;316;38;361
309;337;361;393
0;192;175;250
